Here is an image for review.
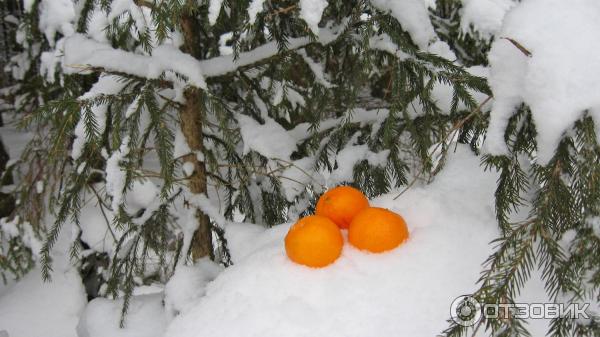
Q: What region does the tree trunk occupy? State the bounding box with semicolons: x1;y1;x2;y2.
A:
180;8;213;261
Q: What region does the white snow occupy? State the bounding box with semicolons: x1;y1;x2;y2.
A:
63;35;207;89
165;145;501;337
173;129;192;159
427;40;456;60
125;180;159;215
164;258;222;316
208;0;224;26
297;49;334;88
79;200;120;254
63;27;341;83
107;0;146;35
200;26;339;77
329;140;390;185
125;95;141;118
0;217;19;238
222;222;271;263
152;45;207;88
271;80;284;106
77;294;167;337
289;108;389;141
175;204;200;268
0;267;86;337
485;0;600;163
370;0;436;49
369;33;411;60
105;137;131;212
35;181;44;194
40;38;67;83
238;115;297;160
589;216;600;239
0;194;86;337
218;32;234;56
182;162;195;177
38;0;75;45
22;0;35;12
72;75;126;160
460;0;516;38
0;217;43;260
247;0;266;24
299;0;328;35
107;0;134;21
421;0;436;9
285;87;306;108
86;9;111;43
279;157;324;202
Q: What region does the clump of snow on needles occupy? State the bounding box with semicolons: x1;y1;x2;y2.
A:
328;134;390;186
370;0;436;49
38;0;75;45
71;75;126;160
105;137;131;212
238;114;297;160
299;0;329;35
247;0;266;24
208;0;224;25
63;35;207;89
460;0;516;38
485;0;600;164
165;145;500;337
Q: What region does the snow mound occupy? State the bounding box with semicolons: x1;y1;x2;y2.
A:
370;0;436;49
77;294;166;337
486;0;600;163
460;0;515;38
0;268;86;337
164;258;223;316
165;145;500;337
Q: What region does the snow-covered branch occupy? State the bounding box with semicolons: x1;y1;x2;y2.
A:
63;27;341;88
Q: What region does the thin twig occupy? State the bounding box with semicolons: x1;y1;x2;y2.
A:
88;184;118;242
500;37;532;57
266;5;297;20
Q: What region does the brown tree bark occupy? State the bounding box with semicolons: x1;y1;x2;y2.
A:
180;8;213;261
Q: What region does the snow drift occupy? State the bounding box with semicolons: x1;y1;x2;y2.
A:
165;146;500;337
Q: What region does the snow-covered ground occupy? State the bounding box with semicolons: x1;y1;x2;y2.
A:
0;144;551;337
165;145;500;337
0;267;86;337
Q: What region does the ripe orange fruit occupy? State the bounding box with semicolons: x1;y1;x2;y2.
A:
348;207;409;253
315;186;369;229
285;215;344;268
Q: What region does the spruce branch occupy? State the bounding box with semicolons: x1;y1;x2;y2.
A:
394;95;492;200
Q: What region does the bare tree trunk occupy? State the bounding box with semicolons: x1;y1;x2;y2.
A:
180;8;213;261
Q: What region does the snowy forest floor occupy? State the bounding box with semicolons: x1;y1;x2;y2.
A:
0;118;553;337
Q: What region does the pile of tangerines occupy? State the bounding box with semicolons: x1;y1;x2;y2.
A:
285;186;409;268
